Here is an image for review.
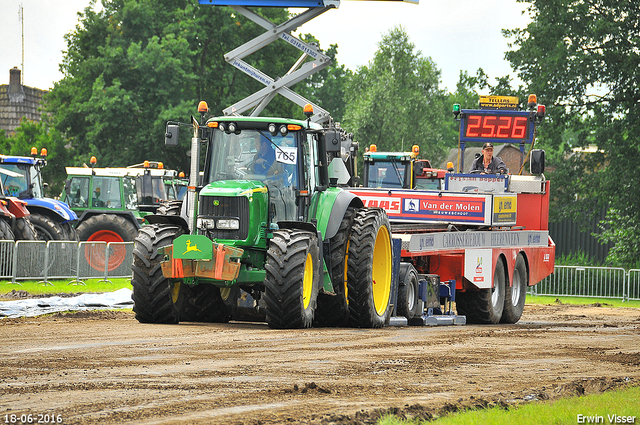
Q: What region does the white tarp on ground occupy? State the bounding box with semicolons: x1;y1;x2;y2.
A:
0;288;133;319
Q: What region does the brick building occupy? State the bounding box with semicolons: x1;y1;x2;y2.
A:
0;67;47;135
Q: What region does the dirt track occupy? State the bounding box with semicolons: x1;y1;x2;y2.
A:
1;303;639;424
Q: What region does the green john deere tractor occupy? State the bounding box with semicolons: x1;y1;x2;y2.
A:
131;104;394;329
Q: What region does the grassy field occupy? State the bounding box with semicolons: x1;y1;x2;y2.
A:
2;279;638;308
0;278;132;299
378;385;640;425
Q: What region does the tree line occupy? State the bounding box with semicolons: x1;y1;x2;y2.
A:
1;0;637;268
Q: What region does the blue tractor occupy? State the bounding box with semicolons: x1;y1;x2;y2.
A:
0;149;78;241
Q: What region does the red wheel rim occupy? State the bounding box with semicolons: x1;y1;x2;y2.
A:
85;230;126;272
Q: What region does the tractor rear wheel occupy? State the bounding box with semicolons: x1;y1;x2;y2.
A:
77;214;138;272
456;257;506;324
181;284;232;323
501;254;528;324
314;207;355;327
347;208;393;328
157;200;183;216
0;219;14;240
13;217;37;240
264;229;320;329
131;224;185;324
397;263;422;320
29;213;68;241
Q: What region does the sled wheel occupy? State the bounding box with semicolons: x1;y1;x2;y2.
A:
457;256;506;324
397;263;422;320
501;253;528;324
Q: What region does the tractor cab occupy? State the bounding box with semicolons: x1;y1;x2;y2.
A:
363;144;445;190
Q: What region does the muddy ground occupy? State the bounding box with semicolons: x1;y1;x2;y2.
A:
1;303;639;425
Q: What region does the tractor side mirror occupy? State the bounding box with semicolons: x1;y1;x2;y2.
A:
165;125;180;146
64;179;71;196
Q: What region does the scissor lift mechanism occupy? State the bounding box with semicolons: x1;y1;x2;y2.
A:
200;0;345;123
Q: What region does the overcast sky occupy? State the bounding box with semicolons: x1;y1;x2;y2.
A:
1;0;531;93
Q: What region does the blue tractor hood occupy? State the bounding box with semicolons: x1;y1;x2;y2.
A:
24;198;78;222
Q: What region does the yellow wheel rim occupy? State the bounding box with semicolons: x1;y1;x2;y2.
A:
371;225;392;315
303;252;313;310
171;281;181;304
220;287;231;301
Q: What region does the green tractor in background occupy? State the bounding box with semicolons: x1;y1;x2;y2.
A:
131;103;395;329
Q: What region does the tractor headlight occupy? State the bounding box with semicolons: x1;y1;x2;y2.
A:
197;217;216;230
217;219;240;230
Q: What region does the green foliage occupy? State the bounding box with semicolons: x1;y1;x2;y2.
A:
504;0;640;267
343;26;450;170
44;0;347;174
554;250;601;267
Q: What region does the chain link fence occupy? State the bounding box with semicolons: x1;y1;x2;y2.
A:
0;240;134;285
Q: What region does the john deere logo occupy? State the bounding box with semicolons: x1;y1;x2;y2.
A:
182;239;202;255
173;234;212;260
213;200;220;206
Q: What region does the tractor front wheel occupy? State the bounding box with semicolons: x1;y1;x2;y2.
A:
131;224;185;324
347;208;393;328
264;229;320;329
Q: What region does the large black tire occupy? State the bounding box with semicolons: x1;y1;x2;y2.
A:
181;284;232;323
61;222;79;241
397;263;422;320
456;257;506;324
29;213;68;241
77;214;138;272
157;200;183;216
76;214;138;242
347;208;393;328
264;229;320;329
0;219;14;240
501;254;528;324
13;217;37;240
314;207;355;327
131;224;185;324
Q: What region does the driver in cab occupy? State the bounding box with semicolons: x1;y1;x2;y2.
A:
252;135;276;175
470;142;507;174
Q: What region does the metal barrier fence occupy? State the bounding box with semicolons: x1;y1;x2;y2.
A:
2;244;639;301
532;265;640;302
0;240;134;285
